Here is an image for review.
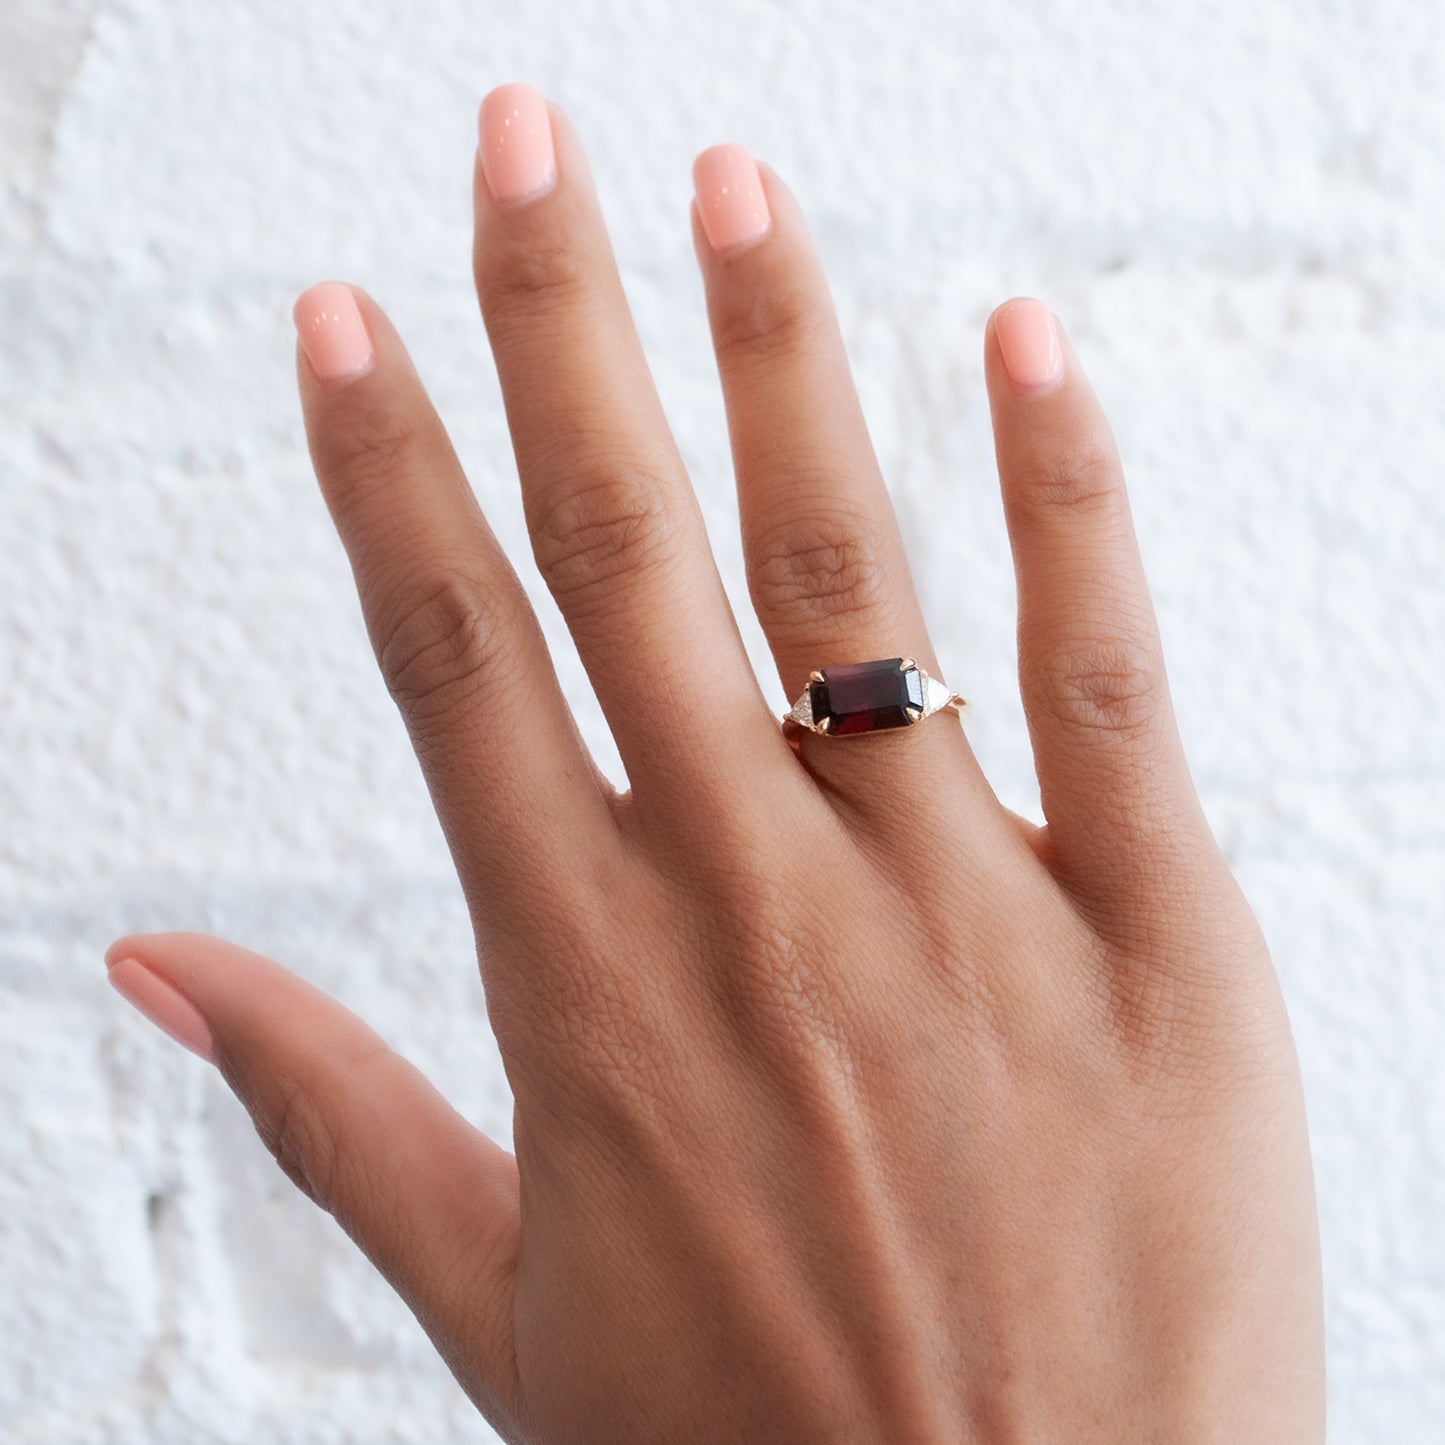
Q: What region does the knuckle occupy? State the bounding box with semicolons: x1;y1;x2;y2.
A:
1039;632;1164;740
477;233;590;339
1019;444;1125;518
748;507;892;627
375;570;515;729
324;413;425;505
251;1041;393;1220
528;462;680;613
254;1075;341;1214
711;276;831;369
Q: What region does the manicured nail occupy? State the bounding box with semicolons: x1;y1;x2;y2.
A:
692;143;771;254
478;83;557;205
292;281;375;387
994;297;1064;392
107;957;215;1063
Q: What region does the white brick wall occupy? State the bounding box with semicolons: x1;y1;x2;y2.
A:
2;0;1441;1439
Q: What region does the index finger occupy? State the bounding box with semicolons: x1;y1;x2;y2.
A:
292;279;617;914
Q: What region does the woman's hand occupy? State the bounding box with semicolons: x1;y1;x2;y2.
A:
105;85;1325;1442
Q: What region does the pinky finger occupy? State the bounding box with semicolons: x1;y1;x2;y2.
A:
983;298;1220;922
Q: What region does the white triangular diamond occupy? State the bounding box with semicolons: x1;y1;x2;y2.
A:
787;688;814;728
922;672;955;717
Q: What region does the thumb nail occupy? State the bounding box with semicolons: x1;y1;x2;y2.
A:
106;956;216;1064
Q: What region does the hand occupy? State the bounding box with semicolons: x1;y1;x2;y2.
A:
106;85;1325;1442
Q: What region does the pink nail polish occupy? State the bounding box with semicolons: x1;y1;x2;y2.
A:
292;281;375;387
692;143;771;254
478;83;557;205
107;957;216;1063
994;297;1064;392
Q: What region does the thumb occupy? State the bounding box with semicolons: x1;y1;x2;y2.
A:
103;931;521;1427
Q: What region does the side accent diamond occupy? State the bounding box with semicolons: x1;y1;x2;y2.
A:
922;672;955;717
787;689;815;728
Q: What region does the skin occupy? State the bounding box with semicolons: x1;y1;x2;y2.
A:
108;101;1326;1442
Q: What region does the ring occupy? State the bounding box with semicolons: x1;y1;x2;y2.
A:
782;657;972;738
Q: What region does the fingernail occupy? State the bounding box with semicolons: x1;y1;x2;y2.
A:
107;957;216;1063
292;281;375;387
692;143;771;254
994;297;1064;393
478;83;557;205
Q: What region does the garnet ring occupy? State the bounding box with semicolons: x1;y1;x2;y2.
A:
782;657;971;738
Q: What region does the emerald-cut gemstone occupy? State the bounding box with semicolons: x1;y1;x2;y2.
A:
808;658;924;735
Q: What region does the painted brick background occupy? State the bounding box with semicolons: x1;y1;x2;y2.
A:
2;0;1442;1439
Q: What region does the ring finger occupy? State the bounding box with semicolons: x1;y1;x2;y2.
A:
690;147;994;811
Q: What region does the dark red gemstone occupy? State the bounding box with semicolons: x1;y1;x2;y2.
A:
808;658;924;735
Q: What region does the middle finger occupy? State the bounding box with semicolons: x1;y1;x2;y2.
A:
472;87;782;802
